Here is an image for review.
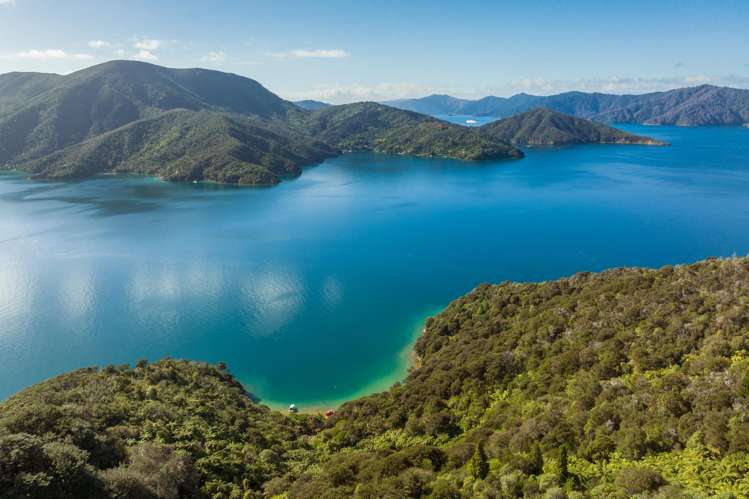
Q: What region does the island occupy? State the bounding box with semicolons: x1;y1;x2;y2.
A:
1;255;747;498
0;60;667;186
481;108;668;146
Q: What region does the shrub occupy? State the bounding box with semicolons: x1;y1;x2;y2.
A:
614;466;666;495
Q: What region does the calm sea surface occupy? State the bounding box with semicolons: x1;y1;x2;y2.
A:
1;124;748;408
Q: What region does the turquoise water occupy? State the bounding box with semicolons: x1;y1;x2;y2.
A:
1;124;748;408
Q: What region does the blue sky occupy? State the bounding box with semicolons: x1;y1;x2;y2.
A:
1;0;748;103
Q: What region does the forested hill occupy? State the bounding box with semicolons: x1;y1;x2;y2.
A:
480;108;668;146
388;84;749;126
2;256;748;498
0;61;672;186
300;102;524;160
293;99;331;110
0;61;522;185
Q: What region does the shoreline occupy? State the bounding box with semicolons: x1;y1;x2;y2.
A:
261;310;440;414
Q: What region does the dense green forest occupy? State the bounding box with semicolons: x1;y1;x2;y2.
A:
2;256;748;498
481;109;667;146
298;102;523;160
20;110;338;185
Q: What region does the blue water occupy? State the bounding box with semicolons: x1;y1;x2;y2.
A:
436;114;500;126
1;124;748;408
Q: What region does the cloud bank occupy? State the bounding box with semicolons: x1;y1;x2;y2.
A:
133;38;163;51
133;50;158;62
88;40;112;49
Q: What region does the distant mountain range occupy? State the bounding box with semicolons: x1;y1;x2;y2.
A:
387;85;749;126
0;61;663;185
293;99;331;111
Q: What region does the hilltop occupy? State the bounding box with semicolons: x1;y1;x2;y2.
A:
293;99;331;111
1;256;747;497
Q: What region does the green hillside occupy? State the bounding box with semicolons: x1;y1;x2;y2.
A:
301;102;523;160
2;256;748;498
20;110;338;185
0;72;62;115
0;62;528;184
481;108;668;146
293;100;331;111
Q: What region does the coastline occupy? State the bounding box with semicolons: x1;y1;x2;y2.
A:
261;308;442;414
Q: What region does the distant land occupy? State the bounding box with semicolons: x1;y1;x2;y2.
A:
0;61;521;184
481;108;667;146
0;61;663;186
387;84;749;126
293;99;331;110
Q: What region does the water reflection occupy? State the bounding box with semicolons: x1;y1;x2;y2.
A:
59;266;95;322
240;267;305;337
0;263;35;324
322;276;343;309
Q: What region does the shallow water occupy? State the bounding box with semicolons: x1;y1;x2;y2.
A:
1;124;748;408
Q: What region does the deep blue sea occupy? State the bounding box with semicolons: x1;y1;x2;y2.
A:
1;124;748;408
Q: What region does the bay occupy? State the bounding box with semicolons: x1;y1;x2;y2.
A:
1;124;748;408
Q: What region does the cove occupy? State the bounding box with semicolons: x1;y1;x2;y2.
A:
1;124;748;409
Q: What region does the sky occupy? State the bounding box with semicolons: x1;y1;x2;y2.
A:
1;0;748;103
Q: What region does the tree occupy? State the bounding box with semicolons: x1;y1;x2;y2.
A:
467;443;489;480
531;443;544;476
559;445;569;482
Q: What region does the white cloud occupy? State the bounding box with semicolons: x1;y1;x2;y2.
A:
292;49;348;58
114;49;126;57
272;48;349;60
1;49;93;61
201;51;227;64
133;38;163;51
88;40;112;49
133;50;158;62
284;82;433;104
0;0;16;5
